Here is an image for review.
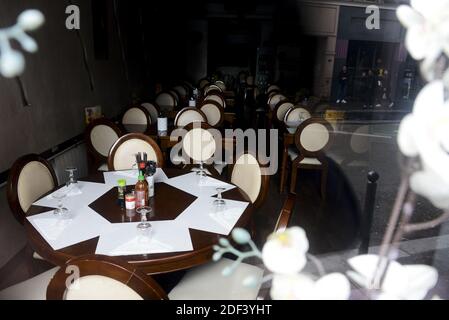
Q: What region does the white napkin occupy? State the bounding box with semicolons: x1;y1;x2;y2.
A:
165;173;235;198
104;169;168;186
209;207;244;230
32;217;74;241
110;237;174;256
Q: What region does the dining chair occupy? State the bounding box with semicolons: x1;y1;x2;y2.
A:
169;89;181;106
108;133;164;171
288;118;333;200
200;100;224;128
7;154;58;261
283;106;313;134
7;154;58;225
121;106;152;133
198;78;210;90
47;255;167;300
215;80;226;92
141;102;160;125
0;255;167;300
180;122;220;176
231;153;270;209
173;85;189;100
204;93;226;109
155;91;177;114
85;118;122;173
204;84;223;96
332;125;370;168
273;100;294;125
268;93;287;111
267;84;280;95
174;107;207;128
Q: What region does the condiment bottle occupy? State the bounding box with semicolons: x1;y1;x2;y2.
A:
135;174;148;209
117;179;127;209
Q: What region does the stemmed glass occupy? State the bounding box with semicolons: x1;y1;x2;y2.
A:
196;161;208;177
53;191;69;216
136;206;153;240
213;187;227;207
66;167;78;186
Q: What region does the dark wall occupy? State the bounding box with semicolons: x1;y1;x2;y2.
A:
0;0;129;172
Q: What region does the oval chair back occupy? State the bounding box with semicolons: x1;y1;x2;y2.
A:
283;106;312;134
122;106;152;133
204;93;226;109
141;102;160;125
268;93;287;111
215;80;226;92
181;123;217;165
47;255;167;300
174;108;207;128
85;118;122;171
155;92;177;114
108;134;164;171
173;85;189;100
267;85;280;95
7;155;58;224
204;84;222;96
295;118;333;158
274;101;294;123
198;78;210;90
231;153;270;209
200;101;224;127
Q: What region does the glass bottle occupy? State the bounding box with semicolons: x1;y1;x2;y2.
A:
117;179;127;209
135;174;148;209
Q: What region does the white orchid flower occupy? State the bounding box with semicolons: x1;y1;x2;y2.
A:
347;255;438;300
397;81;449;209
262;227;309;275
397;1;449;63
271;273;351;300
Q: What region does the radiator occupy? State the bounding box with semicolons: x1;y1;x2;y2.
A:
49;142;89;185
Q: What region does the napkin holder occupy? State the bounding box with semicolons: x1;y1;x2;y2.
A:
158;117;168;134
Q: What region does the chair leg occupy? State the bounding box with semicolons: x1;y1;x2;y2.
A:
321;166;328;201
290;164;298;194
280;152;288;193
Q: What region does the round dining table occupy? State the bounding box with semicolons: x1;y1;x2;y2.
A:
24;168;254;275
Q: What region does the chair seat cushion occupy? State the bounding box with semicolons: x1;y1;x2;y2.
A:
168;258;264;300
0;267;59;300
288;147;321;165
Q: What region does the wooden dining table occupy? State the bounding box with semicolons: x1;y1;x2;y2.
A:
24;168;254;275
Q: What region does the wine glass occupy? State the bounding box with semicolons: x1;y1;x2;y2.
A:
136;206;153;239
65;167;78;186
53;191;69;216
196;161;208;177
213;187;227;207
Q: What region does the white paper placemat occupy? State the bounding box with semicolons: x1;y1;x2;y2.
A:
176;197;249;235
95;221;193;256
165;172;235;198
27;207;111;251
103;168;168;186
33;182;111;211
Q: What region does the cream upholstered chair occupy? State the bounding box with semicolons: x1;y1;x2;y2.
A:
287;118;333;200
204;84;222;96
121;106;152;134
7;155;58;225
155;92;177;114
267;84;280;95
173;85;189;100
268;93;287;111
230;153;270;209
108;134;164;171
284;106;312;134
204;93;226;109
273;101;294;124
0;255;167;300
198;78;210;90
85;118;122;172
215;80;226;92
141;102;160;125
200;101;224;127
174;107;207;128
